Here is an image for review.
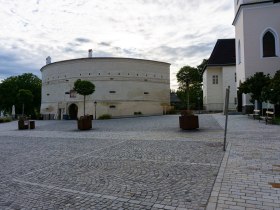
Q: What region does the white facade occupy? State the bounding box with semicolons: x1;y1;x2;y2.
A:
203;66;237;111
40;57;170;119
233;0;280;109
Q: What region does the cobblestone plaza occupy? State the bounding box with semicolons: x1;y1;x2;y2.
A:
1;114;280;209
0;115;224;210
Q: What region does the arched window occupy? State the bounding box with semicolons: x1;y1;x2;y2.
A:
263;31;276;57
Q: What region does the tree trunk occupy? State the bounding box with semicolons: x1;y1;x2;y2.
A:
22;103;24;116
83;95;86;117
186;85;190;110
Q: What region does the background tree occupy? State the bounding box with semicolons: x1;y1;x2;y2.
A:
0;73;41;117
16;89;34;116
73;79;95;116
238;72;271;104
176;65;202;110
197;59;208;78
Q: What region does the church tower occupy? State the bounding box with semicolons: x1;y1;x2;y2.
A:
233;0;280;112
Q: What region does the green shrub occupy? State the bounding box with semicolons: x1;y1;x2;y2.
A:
0;117;12;123
272;117;280;125
134;112;142;115
98;114;112;120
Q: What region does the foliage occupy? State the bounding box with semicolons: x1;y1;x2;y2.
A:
197;59;208;78
0;117;12;123
73;79;95;116
269;70;280;105
180;110;193;116
73;79;95;96
238;72;271;103
176;65;202;110
17;89;34;115
176;66;201;89
0;73;41;116
98;114;112;120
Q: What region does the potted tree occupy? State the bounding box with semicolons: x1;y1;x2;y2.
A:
73;79;95;130
17;89;34;130
176;66;201;130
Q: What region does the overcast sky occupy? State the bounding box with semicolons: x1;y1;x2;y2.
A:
0;0;234;89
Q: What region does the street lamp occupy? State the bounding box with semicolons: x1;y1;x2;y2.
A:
94;101;97;120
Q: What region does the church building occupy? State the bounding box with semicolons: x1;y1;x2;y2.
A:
203;0;280;113
234;0;280;112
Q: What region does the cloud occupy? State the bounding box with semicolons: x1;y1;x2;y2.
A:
75;38;91;43
0;0;235;88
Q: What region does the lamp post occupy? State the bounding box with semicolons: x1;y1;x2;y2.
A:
94;101;97;120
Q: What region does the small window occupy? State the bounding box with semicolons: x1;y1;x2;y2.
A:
110;78;114;80
144;79;148;82
98;73;100;75
137;74;139;76
109;91;116;93
89;73;91;75
212;75;218;84
109;105;116;109
118;73;120;75
234;97;237;105
128;73;130;75
108;73;110;75
80;74;81;76
46;93;50;96
144;92;149;94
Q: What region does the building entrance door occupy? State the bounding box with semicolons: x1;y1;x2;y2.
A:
68;104;78;120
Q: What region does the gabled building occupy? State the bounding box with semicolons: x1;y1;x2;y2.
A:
233;0;280;112
203;39;237;111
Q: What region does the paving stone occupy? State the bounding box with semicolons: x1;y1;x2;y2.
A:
0;115;224;209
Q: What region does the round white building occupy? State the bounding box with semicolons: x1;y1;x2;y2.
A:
40;56;170;119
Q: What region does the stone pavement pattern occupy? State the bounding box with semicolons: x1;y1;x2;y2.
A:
207;114;280;210
0;115;225;210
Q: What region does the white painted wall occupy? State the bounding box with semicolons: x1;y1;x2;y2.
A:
234;1;280;108
203;66;237;111
203;67;223;111
222;66;237;111
41;58;170;119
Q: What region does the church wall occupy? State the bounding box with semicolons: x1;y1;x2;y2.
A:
235;1;280;110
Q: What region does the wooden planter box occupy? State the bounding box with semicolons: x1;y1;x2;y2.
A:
179;115;199;130
77;118;92;130
18;120;29;130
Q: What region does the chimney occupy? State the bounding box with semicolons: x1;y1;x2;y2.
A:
88;49;92;58
46;56;51;64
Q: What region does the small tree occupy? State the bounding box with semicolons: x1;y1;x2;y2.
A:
176;66;201;110
73;79;95;117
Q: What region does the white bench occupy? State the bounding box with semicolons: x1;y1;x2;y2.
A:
248;109;260;120
259;111;275;125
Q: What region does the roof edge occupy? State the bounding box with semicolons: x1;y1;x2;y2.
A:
232;0;273;25
40;57;171;72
